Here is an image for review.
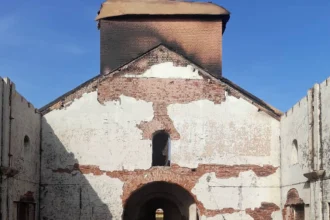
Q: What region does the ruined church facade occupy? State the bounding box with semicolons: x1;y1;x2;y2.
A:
0;0;329;220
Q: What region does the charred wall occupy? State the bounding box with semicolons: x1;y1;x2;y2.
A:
100;16;224;77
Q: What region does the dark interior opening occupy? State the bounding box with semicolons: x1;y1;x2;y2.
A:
152;131;170;166
155;208;164;220
293;204;304;220
17;202;35;220
123;181;196;220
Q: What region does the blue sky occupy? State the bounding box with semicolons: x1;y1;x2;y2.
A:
1;0;330;112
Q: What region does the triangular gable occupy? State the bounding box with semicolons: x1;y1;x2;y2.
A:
40;44;282;120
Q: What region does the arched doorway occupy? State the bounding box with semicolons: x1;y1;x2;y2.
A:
123;182;197;220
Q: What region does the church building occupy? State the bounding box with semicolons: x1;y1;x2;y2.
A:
0;0;329;219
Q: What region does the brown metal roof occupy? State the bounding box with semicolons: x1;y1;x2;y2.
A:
95;0;230;20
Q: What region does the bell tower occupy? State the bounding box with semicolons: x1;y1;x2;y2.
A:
96;0;230;78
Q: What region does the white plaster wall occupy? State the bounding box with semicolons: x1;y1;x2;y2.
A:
200;212;254;220
42;64;280;177
40;174;124;220
10;88;41;219
168;96;280;168
42;92;154;176
193;170;281;219
320;78;330;177
280;96;310;187
41;64;281;219
10;88;41;184
0;78;41;220
124;62;203;79
280;76;330;219
320;77;330;220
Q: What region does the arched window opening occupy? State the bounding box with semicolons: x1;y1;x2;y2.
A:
24;135;30;148
152;131;170;166
291;139;298;165
155;208;164;220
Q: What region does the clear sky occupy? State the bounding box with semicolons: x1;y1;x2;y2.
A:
1;0;330;112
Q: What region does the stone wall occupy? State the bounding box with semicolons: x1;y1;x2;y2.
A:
280;77;330;220
0;77;41;220
41;56;281;220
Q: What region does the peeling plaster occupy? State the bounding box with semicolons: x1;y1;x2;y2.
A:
124;62;203;79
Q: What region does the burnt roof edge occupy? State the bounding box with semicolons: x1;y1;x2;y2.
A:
96;14;230;34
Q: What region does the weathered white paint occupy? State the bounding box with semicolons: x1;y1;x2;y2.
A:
200;211;254;220
193;171;280;210
169;94;280;168
0;78;41;220
42;92;154;175
3;65;328;220
280;76;330;219
41;63;282;219
124;62;203;79
271;210;283;220
43;68;280;179
41;174;123;220
320;77;330;220
280;95;310;186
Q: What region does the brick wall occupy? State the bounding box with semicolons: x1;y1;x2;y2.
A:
100;16;223;77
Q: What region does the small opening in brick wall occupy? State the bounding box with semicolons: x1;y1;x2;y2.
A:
152;131;171;166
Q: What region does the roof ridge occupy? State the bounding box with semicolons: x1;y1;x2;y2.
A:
40;45;282;120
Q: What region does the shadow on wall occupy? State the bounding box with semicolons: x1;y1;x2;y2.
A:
40;120;114;220
101;17;222;76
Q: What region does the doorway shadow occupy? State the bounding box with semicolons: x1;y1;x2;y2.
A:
123;181;196;220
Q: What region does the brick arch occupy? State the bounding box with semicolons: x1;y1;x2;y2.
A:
285;188;304;206
122;181;197;220
282;188;305;220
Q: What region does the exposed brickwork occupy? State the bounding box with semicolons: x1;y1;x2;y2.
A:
100;18;223;77
98;76;225;139
245;202;280;220
285;188;304;206
282;188;305;220
137;103;181;140
40;46;282;121
110;44;193;76
52;163;278;217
